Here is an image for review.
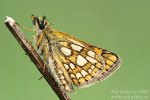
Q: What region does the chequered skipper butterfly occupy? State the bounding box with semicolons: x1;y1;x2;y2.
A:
30;15;121;92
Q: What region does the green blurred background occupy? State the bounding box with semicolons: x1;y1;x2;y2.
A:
0;0;150;100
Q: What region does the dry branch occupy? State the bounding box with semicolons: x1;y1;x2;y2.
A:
5;16;71;100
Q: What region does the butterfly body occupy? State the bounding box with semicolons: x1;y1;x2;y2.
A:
31;15;121;93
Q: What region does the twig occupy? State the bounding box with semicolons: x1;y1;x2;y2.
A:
5;16;71;100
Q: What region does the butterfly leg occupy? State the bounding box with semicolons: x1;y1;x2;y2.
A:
37;43;49;80
36;33;44;47
42;43;49;74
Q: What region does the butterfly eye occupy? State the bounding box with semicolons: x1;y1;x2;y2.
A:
31;15;46;30
38;21;45;29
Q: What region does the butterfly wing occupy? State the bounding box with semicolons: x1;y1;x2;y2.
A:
53;32;120;88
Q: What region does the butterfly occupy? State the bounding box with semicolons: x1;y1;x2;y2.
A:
31;15;121;93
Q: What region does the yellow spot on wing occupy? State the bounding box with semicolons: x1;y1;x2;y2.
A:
96;63;102;68
72;67;81;74
79;78;86;84
93;67;99;73
109;55;117;62
73;79;79;85
85;75;92;81
68;55;76;63
105;65;110;70
94;48;102;55
82;63;91;70
91;71;96;76
91;67;99;76
106;60;114;66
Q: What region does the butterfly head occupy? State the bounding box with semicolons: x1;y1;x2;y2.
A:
31;15;49;30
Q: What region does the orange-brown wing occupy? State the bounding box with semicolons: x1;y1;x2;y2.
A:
53;32;121;88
